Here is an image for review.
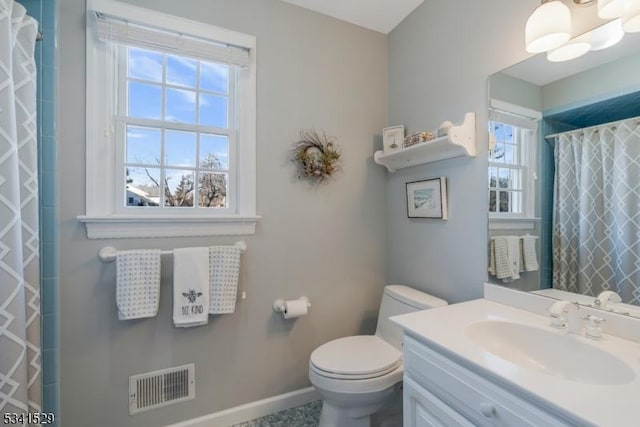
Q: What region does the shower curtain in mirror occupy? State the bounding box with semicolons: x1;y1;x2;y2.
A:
553;117;640;304
0;0;41;416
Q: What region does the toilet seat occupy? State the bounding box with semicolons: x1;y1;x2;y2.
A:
310;335;402;380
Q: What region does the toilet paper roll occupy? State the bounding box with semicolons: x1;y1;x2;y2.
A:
283;299;308;319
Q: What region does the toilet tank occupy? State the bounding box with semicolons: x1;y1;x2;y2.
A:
375;285;447;350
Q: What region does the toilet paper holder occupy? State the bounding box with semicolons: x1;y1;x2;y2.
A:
273;296;311;314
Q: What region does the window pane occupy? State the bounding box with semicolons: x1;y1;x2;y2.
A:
126;167;160;207
489;190;496;213
164;169;194;207
165;88;196;124
503;143;514;164
488;167;498;189
199;94;228;128
126;126;161;165
200;61;228;93
200;134;228;170
498;168;510;189
166;54;197;89
492;142;506;163
165;130;196;167
128;82;162;119
495;123;513;143
198;173;227;208
128;47;162;82
498;191;510;213
489;144;501;161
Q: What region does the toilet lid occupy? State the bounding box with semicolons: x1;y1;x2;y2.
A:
310;336;401;377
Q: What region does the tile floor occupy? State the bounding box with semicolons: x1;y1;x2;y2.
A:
231;400;321;427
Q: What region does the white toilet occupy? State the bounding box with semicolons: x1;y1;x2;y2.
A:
309;285;447;427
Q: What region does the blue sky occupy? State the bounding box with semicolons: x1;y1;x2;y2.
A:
124;47;230;201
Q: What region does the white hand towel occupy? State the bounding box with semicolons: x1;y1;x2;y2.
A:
116;249;161;320
492;237;512;280
505;236;521;282
488;239;496;275
522;235;539;271
173;247;210;327
209;246;241;314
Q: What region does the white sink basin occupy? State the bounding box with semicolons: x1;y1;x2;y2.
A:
466;320;635;385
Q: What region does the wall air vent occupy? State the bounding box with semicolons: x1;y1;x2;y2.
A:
129;363;195;414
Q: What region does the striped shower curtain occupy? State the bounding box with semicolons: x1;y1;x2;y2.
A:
553;117;640;304
0;0;41;417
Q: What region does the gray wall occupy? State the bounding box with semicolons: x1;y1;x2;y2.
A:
57;1;387;425
542;51;640;112
386;0;540;303
490;73;542;112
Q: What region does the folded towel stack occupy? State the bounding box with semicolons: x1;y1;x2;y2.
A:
116;249;161;320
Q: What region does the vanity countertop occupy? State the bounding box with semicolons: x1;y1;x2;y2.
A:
391;299;640;427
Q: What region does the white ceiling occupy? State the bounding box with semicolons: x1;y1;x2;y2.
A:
280;0;424;34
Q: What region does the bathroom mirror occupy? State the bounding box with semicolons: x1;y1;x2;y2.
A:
487;29;640;318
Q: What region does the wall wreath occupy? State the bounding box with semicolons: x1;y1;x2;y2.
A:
291;129;341;184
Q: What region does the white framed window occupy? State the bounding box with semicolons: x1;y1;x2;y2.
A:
488;100;540;230
79;0;258;239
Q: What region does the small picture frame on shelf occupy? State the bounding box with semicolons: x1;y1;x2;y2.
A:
383;125;404;153
406;177;448;219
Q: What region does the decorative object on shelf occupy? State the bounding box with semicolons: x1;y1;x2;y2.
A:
406;177;448;220
291;129;341;184
383;125;404;153
403;131;435;148
374;112;476;173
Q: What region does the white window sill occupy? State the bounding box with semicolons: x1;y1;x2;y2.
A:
77;215;260;239
489;217;540;230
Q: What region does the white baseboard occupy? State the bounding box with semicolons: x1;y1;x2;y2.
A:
167;387;321;427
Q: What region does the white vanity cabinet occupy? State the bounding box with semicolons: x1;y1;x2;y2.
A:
404;376;475;427
402;335;572;427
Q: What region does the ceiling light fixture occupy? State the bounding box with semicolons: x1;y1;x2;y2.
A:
547;32;592;61
526;0;572;53
598;0;640;18
525;0;640;62
622;6;640;31
590;18;625;49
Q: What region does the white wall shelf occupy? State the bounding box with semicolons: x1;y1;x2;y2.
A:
374;112;476;173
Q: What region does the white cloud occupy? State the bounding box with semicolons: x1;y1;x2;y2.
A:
128;48;163;82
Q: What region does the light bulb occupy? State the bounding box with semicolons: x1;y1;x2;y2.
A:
623;8;640;31
547;33;592;62
599;0;640;19
526;1;572;53
590;19;625;49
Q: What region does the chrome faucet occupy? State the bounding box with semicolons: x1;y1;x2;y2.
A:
583;314;606;340
548;300;581;334
594;290;622;310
